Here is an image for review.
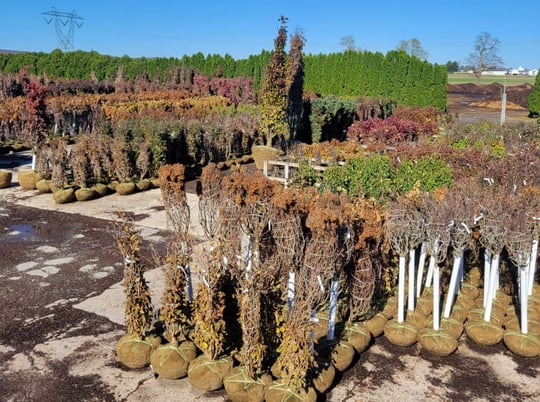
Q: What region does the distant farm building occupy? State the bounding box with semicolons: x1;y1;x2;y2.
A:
482;70;507;76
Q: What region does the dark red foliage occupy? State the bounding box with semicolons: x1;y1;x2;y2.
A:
347;116;415;145
192;75;255;105
24;80;48;138
347;112;439;146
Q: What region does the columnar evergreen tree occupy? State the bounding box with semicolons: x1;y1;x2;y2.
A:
286;29;305;142
528;72;540;118
259;15;289;147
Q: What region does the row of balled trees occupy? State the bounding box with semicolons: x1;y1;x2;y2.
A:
114;163;386;402
18;131;160;203
383;178;539;358
112;163;539;402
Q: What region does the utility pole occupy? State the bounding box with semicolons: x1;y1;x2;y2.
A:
42;8;85;52
500;74;507;125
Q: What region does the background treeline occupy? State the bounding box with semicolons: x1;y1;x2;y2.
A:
0;48;447;110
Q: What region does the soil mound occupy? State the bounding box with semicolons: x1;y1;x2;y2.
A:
448;83;533;109
470;100;526;110
448;83;503;95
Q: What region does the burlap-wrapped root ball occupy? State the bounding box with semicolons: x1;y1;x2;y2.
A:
223;366;272;402
366;313;388;338
465;320;504;346
115;182;136;195
150;177;161;188
467;307;504;327
0;170;12;188
135;179;151;191
460;283;480;301
116;333;161;369
503;331;540;358
495;290;513;307
265;381;317;402
447;303;469;323
529;303;540;321
187;354;234;391
428;317;464;340
504;317;540;334
251;145;282;170
312;311;330;342
53;188;75;204
91;183;110;197
384;320;417;347
150;341;197;380
530;295;540;310
454;295;477;313
467;267;483;288
35;179;51;193
108;181;119;192
75;188;97;202
382;296;398;319
415;296;433;317
343;323;372;353
331;340;355;372
417;328;458;357
311;361;336;394
405;310;427;331
18;171;38;190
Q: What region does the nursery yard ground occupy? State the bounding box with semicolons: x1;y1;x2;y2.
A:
0;159;539;402
1;83;540;402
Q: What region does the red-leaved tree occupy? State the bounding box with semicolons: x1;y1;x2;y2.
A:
22;79;48;170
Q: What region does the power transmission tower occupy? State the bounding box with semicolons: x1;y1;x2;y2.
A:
42;8;85;52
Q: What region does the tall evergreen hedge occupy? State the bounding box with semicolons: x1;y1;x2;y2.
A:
0;48;447;109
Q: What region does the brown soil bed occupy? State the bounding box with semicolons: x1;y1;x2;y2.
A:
447;83;535;124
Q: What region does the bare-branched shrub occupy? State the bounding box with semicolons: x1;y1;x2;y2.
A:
110;136;133;183
385;199;414;257
269;207;305;282
479;191;509;255
50;137;69;189
35;143;52;179
423;195;453;265
444;181;480;255
192;246;228;360
136;138;152;180
158;164;190;239
272;260;318;392
198;163;223;241
159;240;191;345
506;193;537;269
192;163;231;360
221;169;280;379
70;135;92;188
347;255;375;324
112;215;153;338
87;134;113;184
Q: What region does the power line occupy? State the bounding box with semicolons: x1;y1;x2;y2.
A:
42;8;85;52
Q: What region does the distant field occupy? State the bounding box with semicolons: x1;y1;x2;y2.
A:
448;72;535;86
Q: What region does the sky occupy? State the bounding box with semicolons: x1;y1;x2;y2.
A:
1;0;539;69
